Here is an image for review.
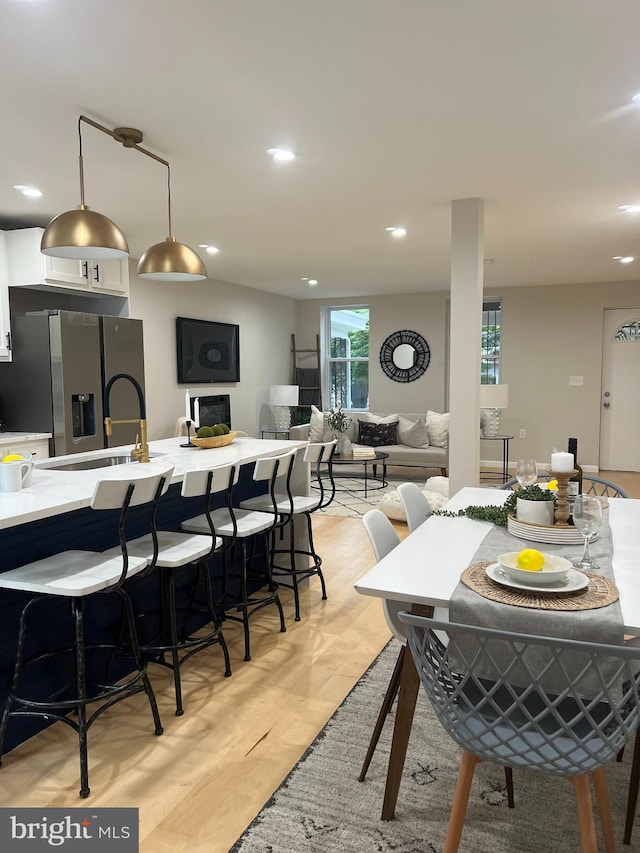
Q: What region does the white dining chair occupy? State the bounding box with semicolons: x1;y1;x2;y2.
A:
397;481;432;532
359;509;514;807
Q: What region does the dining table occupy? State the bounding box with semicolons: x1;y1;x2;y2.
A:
354;485;640;820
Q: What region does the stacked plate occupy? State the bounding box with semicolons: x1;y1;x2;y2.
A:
506;514;594;545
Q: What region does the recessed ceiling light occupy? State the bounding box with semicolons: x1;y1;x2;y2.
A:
385;226;406;237
198;244;219;254
267;148;295;161
14;185;42;198
632;93;640;104
613;256;635;263
618;204;640;213
301;277;318;285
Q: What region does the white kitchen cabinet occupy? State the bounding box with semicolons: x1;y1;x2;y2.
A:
6;227;129;297
0;433;51;459
0;232;12;362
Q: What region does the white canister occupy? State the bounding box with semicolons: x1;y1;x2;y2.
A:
516;497;555;527
0;460;30;493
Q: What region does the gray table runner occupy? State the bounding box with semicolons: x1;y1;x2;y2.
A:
448;514;623;692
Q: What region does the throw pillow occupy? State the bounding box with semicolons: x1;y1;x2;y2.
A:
427;410;449;448
360;412;400;426
309;405;328;442
397;416;430;448
358;419;399;447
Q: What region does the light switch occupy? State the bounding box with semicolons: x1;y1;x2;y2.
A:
569;376;584;386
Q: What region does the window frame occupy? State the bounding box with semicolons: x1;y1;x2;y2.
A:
321;305;370;411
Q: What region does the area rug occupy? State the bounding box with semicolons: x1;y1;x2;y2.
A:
230;640;639;852
316;477;403;518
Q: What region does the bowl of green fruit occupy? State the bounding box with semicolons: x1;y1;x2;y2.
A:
191;424;237;448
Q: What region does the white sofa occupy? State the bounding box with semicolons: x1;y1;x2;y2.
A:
289;408;448;475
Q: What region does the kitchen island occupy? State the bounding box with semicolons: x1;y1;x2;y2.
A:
0;435;308;751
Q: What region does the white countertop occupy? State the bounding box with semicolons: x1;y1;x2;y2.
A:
0;432;51;447
0;436;306;531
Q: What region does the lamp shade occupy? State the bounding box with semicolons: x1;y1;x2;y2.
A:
480;383;509;409
269;385;299;407
41;206;129;259
137;237;207;281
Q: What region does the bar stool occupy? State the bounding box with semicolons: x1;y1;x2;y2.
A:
0;464;174;798
239;440;336;621
182;450;296;661
118;463;236;716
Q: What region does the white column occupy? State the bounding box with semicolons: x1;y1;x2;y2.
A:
449;198;484;494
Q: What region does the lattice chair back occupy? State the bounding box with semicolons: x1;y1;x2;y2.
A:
500;472;628;498
400;613;640;776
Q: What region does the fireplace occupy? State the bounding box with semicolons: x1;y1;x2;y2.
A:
190;394;231;429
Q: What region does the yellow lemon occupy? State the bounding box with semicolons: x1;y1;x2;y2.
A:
2;454;23;463
547;479;558;491
516;548;544;572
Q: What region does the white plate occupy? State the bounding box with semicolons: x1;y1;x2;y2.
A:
485;563;590;594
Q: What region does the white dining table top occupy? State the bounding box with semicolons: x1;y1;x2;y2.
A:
355;486;640;635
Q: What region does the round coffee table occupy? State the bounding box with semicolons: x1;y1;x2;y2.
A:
329;451;389;498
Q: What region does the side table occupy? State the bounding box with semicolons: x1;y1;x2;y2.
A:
480;434;513;483
260;428;291;440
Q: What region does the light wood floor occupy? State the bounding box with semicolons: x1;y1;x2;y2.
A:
0;514;397;852
0;472;637;851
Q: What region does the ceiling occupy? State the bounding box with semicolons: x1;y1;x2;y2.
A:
2;0;640;300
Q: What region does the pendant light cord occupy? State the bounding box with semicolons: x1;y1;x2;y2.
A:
166;163;173;240
78;116;86;207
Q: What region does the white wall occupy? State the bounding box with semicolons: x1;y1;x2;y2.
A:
128;268;297;440
296;279;640;473
297;292;449;414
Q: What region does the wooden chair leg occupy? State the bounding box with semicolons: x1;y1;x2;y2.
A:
504;766;515;808
624;730;640;845
358;645;405;782
443;750;481;853
569;775;598;853
592;767;615;853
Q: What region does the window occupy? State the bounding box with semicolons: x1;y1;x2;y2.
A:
323;307;369;409
481;298;502;384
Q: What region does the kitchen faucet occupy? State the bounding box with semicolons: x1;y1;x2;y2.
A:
103;373;149;463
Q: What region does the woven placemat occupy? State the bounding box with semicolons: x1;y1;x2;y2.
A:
461;561;619;611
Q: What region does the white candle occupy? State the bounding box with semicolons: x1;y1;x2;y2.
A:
551;451;574;472
193;398;200;428
185;389;191;421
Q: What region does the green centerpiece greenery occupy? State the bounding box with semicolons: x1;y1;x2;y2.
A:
434;484;556;527
326;406;352;434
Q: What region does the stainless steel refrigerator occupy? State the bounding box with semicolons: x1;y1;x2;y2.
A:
0;310;145;456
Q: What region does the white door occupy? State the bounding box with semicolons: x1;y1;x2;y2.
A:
600;308;640;471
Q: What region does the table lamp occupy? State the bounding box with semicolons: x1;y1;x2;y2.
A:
269;385;299;431
480;384;509;437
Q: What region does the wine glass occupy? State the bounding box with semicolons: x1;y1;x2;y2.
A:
572;495;603;571
516;459;538;488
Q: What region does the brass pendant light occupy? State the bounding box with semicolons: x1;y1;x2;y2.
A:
41;116;207;281
41;117;129;259
136;162;206;281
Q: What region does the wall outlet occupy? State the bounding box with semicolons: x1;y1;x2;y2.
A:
569;375;584;386
519;428;526;439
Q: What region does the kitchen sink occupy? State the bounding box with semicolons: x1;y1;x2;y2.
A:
44;453;164;472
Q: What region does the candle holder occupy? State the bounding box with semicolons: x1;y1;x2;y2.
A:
551;469;576;527
180;419;197;448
